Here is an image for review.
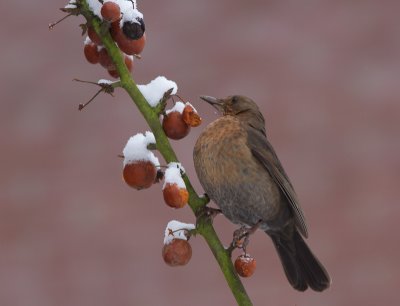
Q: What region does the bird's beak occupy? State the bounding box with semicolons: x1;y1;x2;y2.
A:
200;95;224;113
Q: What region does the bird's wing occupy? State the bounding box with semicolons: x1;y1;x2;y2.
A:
246;124;308;238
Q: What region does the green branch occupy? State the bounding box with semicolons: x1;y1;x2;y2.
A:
76;1;253;305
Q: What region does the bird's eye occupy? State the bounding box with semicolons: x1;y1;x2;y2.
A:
231;96;238;104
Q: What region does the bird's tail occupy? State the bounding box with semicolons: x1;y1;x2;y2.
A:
270;230;331;291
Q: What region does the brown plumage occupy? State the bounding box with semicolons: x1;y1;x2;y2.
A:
193;95;331;291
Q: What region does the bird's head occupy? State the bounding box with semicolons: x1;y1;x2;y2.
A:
200;95;266;131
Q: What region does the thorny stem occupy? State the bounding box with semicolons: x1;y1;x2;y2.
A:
75;1;254;305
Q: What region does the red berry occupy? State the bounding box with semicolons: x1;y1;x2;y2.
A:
123;160;157;190
98;48;115;70
87;26;102;45
84;43;100;64
162;239;192;266
182;105;202;127
162;111;190;140
101;2;121;22
110;21;146;55
163;183;189;208
234;254;256;278
117;33;146;55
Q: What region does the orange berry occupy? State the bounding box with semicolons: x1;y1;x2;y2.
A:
162;239;192;266
234;254;256;278
182;105;202;127
87;26;102;45
84;43;100;64
123;160;157;190
101;2;121;22
162;111;190;140
163;183;189;208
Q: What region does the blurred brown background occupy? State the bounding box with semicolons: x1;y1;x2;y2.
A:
1;1;399;305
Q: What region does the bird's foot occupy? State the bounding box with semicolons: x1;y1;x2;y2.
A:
227;220;262;255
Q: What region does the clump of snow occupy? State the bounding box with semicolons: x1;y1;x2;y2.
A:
84;36;92;45
65;1;77;9
165;101;185;115
86;0;102;17
239;255;255;263
137;76;178;107
163;162;186;190
120;8;144;27
123;132;159;167
97;79;113;85
164;220;195;245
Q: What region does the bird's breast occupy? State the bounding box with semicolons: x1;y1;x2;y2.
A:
193;116;281;225
194;116;252;183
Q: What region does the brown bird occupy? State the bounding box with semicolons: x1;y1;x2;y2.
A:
193;95;331;291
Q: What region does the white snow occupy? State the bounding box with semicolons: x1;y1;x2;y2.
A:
84;36;92;45
163;162;186;190
163;220;195;245
165;101;185;115
97;79;113;85
137;76;178;107
65;1;77;9
122;132;160;167
120;8;144;27
86;0;102;17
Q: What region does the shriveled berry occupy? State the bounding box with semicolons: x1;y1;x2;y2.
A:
122;19;145;40
84;42;100;64
163;183;189;208
234;254;256;278
162;111;190;140
87;26;102;45
182;105;202;127
162;239;192;266
101;2;121;22
123;160;157;190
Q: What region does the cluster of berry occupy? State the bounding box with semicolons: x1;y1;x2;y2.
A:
83;1;146;78
122;99;201;208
